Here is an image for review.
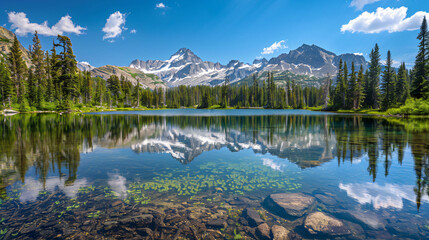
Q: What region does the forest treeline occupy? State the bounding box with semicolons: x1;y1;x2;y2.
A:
0;17;428;113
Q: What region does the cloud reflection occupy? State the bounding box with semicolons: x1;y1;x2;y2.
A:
339;182;429;209
108;173;128;199
19;177;88;202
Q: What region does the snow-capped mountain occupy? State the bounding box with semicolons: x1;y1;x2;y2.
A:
77;61;95;71
265;44;367;77
129;48;263;86
129;45;367;86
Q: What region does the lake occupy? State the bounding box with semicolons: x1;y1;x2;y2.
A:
0;109;428;239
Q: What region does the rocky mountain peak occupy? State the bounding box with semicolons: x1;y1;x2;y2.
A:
169;48;202;65
253;58;268;65
77;61;95;71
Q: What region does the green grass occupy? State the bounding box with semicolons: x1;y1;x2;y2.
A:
118;67;160;81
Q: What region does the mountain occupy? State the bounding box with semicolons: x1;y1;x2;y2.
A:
0;26;31;66
130;48;264;86
90;65;166;89
130;45;368;87
77;61;95;71
265;44;368;77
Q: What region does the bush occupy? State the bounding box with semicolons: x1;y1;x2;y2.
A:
386;98;429;115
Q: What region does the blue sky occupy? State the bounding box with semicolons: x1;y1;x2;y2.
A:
1;0;428;68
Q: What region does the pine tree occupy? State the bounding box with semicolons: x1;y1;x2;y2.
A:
322;75;331;108
95;77;104;106
107;75;121;104
7;35;27;99
343;62;348;108
0;58;13;107
381;50;396;110
56;35;78;104
135;79;140;107
252;74;258;106
412;16;428;98
27;68;38;106
31;31;46;105
396;63;410;103
366;44;381;109
346;62;357;109
199;88;211;108
333;59;345;109
356;65;365;109
45;50;54;102
265;73;270;107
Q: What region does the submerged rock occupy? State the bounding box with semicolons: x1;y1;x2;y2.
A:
119;214;154;225
206;219;227;229
256;223;271;240
336;210;386;230
264;193;315;218
314;194;337;206
243;208;264;227
304;212;351;236
271;225;290;240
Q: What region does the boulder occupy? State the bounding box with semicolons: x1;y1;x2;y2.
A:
304;212;351;236
256;223;271;240
243;208;264;227
271;225;290;240
264;193;315;218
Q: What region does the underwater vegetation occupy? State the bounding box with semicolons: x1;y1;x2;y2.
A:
124;158;302;205
2;157;301;208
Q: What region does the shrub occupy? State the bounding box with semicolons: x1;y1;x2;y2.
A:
386;98;429;115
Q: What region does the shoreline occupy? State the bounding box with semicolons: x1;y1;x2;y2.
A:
1;107;426;118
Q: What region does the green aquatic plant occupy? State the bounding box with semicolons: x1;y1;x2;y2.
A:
0;228;8;235
258;210;267;221
78;185;96;194
87;211;101;218
124;190;151;205
233;229;242;240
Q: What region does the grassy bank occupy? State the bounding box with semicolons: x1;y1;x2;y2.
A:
2;99;429;118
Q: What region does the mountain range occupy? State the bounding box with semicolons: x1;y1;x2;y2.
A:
128;44;367;87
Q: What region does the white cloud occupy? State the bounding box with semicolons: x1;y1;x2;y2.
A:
261;40;288;55
130;29;137;34
102;11;126;40
341;7;429;34
354;52;364;56
350;0;381;10
156;3;166;9
339;182;429;209
8;12;85;36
